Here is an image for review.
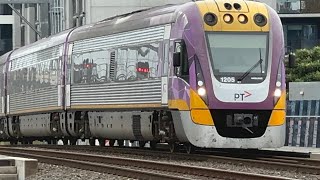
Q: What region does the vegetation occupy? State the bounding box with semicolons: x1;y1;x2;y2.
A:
286;46;320;82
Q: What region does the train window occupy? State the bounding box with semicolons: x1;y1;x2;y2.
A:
174;40;189;82
72;50;110;84
206;33;268;83
114;42;160;82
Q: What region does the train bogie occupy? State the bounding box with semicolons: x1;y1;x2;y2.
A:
88;111;154;141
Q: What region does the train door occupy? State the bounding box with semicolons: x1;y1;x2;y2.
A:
161;25;172;106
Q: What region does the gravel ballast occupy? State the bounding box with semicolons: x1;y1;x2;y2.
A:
26;163;132;180
24;146;320;180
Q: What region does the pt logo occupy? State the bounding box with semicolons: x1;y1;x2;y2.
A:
234;91;252;101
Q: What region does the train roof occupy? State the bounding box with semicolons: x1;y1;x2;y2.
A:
10;29;73;60
68;3;186;42
0;51;11;65
3;2;192;60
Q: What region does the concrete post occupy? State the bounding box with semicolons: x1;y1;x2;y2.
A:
12;4;21;49
65;0;73;30
39;3;49;38
25;4;36;45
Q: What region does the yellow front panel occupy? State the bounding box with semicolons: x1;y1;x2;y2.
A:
168;99;189;111
269;92;286;126
275;92;286;110
190;89;208;110
269;110;286;126
196;1;214;32
205;0;222;31
196;0;270;32
191;109;214;125
214;0;249;12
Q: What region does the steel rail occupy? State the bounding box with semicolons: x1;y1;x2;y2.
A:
0;147;292;180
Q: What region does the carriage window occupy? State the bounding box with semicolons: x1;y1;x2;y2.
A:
114;42;160;81
72;50;110;84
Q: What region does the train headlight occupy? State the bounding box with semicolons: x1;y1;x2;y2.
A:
197;80;204;87
254;13;267;27
274;89;281;97
195;55;208;104
204;13;218;26
276;81;281;88
223;14;233;24
198;87;206;96
224;3;232;10
238;14;248;24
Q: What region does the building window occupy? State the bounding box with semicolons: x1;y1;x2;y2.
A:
277;0;320;13
72;0;84;28
0;25;13;56
284;24;319;51
0;4;12;15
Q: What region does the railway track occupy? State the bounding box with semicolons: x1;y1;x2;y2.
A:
7;144;320;175
0;146;291;180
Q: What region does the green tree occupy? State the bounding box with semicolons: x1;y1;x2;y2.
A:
286;46;320;83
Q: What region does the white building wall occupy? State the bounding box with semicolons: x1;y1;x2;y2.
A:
84;0;190;25
0;15;14;24
258;0;277;10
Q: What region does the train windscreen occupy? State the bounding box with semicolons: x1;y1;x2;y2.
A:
206;33;269;83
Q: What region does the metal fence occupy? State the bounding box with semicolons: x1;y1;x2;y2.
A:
286;100;320;147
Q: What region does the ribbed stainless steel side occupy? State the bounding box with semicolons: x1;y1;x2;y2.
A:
11;45;62;71
73;26;166;54
9;86;59;114
71;79;162;105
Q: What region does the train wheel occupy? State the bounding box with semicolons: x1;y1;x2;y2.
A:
89;139;95;146
184;143;195;154
109;140;115;147
52;139;57;145
28;140;33;144
70;139;77;145
98;139;105;147
169;142;178;153
139;141;146;148
63;139;68;145
117;140;124;147
10;140;17;145
47;140;52;145
150;141;157;149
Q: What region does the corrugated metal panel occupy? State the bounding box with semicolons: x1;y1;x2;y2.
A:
71;79;162;105
286;100;320;148
72;26;166;54
9;87;59;114
11;45;62;71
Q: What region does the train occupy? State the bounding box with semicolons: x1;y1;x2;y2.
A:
0;0;287;152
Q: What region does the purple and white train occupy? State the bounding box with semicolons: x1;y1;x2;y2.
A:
0;0;287;151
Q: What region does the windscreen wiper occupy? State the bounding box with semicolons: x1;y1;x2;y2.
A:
238;49;263;82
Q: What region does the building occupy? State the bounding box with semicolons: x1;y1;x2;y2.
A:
0;4;13;56
49;0;190;34
0;0;319;56
262;0;320;51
